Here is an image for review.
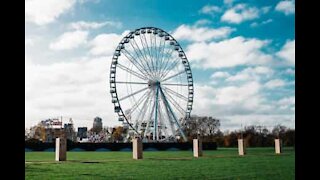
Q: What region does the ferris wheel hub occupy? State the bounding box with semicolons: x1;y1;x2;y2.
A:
148;80;160;88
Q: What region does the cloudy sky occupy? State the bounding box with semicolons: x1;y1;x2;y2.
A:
25;0;295;131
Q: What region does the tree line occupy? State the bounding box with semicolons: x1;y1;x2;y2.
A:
182;116;295;147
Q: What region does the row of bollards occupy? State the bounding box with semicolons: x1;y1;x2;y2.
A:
54;137;282;161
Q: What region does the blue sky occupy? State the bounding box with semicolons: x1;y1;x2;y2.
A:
25;0;295;131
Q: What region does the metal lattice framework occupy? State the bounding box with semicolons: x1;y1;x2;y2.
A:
109;27;194;142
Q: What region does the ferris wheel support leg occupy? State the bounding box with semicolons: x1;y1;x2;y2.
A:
159;87;187;142
154;85;160;141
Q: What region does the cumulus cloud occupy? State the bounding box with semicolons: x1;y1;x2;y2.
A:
211;72;231;79
49;31;89;51
276;40;295;65
285;68;295;75
186;36;272;69
69;21;122;30
221;4;260;24
264;79;286;89
224;0;235;6
88;30;130;56
226;66;273;82
275;0;295;15
278;96;295;106
25;56;121;129
192;82;294;130
199;5;222;15
25;0;75;25
194;19;212;26
221;114;295;130
250;19;273;28
172;24;234;42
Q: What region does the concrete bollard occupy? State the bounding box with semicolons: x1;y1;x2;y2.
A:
193;139;203;157
132;137;143;159
55;137;67;161
275;139;282;154
238;139;245;156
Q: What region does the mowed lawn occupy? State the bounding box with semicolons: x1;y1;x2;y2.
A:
25;147;294;180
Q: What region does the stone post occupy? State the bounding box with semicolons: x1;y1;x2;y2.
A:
275;139;282;154
238;139;245;156
193;139;203;157
133;137;143;159
55;137;67;161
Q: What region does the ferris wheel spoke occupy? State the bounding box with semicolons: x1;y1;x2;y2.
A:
121;49;153;78
156;37;165;78
142;33;155;74
159;87;187;141
129;40;155;78
162;83;189;86
160;93;176;137
127;90;151;122
135;90;153;132
161;70;185;82
158;48;176;78
116;81;148;85
162;86;188;101
117;63;148;81
128;41;153;77
157;38;167;78
143;92;156;139
139;34;154;74
118;87;148;101
160;57;181;80
149;33;156;76
132;37;154;75
162;88;186;116
125;44;148;71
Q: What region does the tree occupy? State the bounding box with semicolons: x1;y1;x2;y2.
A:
182;115;221;142
112;126;124;142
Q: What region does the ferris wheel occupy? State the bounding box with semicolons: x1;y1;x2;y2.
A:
109;27;194;142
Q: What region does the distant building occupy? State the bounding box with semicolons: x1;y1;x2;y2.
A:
64;123;77;142
77;127;88;140
92;117;103;133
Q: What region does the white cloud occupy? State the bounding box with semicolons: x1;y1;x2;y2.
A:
79;0;100;4
276;40;295;65
226;66;273;82
221;4;260;24
250;19;273;28
194;19;212;26
215;81;260;105
265;79;286;89
285;68;295;75
25;0;75;25
49;30;89;51
224;0;235;5
25;56;121;129
275;0;295;15
173;24;234;42
199;5;222;15
191;82;294;130
221;114;295;130
88;30;130;56
211;72;230;79
69;21;122;30
278;96;295;106
186;36;272;68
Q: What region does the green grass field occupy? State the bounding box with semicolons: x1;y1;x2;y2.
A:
25;147;295;180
